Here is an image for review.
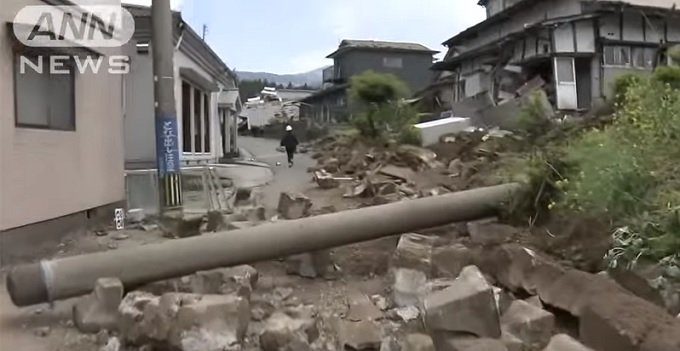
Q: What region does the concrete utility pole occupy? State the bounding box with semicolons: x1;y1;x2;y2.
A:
6;183;521;306
152;0;183;213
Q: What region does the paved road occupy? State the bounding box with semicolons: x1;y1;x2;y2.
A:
238;136;315;211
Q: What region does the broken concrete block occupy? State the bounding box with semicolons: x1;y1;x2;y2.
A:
501;330;523;351
424;266;501;338
160;214;204;238
493;287;515;315
119;292;249;350
118;291;164;345
74;277;124;333
336;319;382;350
169;294;250;351
392;268;428;307
393;234;436;273
403;333;435;351
543;334;593;351
380;336;401;351
259;311;318;351
467;222;517;246
286;251;333;279
189;265;258;298
237;206;267;222
100;336;121;351
525;296;543;309
436;335;509;351
206;211;226;232
346;290;383;322
432;243;472;279
315;171;340;189
277;192;312;219
501;300;554;351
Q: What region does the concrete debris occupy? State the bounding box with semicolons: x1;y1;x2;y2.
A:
346;290;383;322
607;267;666;309
322;158;341;173
525;296;543;309
119;292;250;350
336;319;382;351
100;337;121;351
159;214;204;238
206;211;226;232
467;222;517;246
380;336;402;351
314;170;344;189
403;333;435;351
259;311;319;351
393;306;420;322
278;192;313;219
448;158;464;177
432;243;472;279
371;295;389;311
396;145;442;170
391;234;436;307
379;165;417;182
393;233;436;273
543;334;593;351
493;287;515;315
189;265;258;298
501;330;523;351
274;287;294;301
437;336;509;351
424;266;501;338
286;251;334;279
237;205;267;222
392;268;428;308
74;277;124;333
500;300;555;351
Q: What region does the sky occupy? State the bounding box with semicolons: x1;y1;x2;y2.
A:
121;0;486;74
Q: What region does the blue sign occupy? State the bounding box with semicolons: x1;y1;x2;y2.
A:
155;115;180;175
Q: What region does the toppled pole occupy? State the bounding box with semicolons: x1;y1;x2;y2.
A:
7;183;521;306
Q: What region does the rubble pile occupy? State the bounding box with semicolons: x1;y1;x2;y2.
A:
308;131;522;202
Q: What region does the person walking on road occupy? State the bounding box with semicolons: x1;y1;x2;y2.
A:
280;125;299;168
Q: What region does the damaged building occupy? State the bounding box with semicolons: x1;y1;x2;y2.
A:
426;0;680;126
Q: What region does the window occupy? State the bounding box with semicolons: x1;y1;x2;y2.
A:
181;82;192;152
555;57;575;83
632;47;656;69
383;57;403;69
14;55;75;130
603;46;631;67
181;80;211;154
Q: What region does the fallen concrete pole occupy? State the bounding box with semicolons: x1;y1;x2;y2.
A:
7;183;521;306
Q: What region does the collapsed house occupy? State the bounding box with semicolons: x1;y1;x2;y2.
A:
424;0;680;126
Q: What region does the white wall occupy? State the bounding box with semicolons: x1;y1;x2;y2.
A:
1;0;125;230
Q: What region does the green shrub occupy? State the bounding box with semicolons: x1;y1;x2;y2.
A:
612;73;643;105
558;77;680;263
397;126;422;146
652;65;680;89
516;90;553;142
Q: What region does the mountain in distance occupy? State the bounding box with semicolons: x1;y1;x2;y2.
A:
236;66;328;88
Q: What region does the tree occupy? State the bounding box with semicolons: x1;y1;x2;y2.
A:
349;71;411;138
286;82;294;89
302;83;309;90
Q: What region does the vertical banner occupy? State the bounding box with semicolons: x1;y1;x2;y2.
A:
155;115;182;208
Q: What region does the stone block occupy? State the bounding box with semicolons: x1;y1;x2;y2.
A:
260;311;318;351
501;300;554;351
392;268;428;308
189;265;258;298
336;319;382;351
403;333;435;351
501;330;523;351
424;266;501;338
432;243;472;279
74;277;124;333
467;222;517;246
277;192;312;219
493;287;515;315
206;211;225;232
436;335;508;351
393;233;436;273
169;294;250;351
160;214;204;238
543;334;593;351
